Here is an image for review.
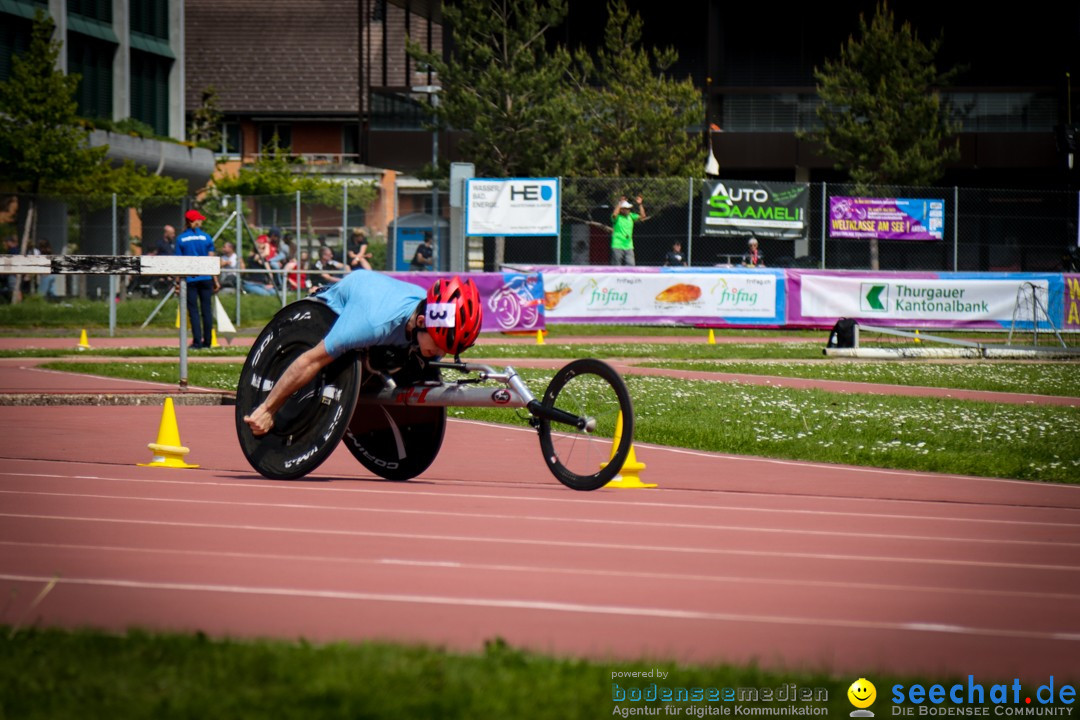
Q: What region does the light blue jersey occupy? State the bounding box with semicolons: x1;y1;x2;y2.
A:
319;270;426;358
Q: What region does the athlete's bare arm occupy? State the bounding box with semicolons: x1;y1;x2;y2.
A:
243;341;334;436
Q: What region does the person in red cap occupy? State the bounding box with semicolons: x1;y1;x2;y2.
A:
175;209;219;349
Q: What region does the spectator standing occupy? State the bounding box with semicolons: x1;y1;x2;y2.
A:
175;209;219;349
37;239;58;300
410;232;435;271
347;228;373;271
742;238;765;268
156;225;176;256
610;195;645;266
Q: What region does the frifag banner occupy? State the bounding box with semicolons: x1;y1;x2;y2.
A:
829;196;945;240
541;270;783;325
701;180;809;240
389;271;545;332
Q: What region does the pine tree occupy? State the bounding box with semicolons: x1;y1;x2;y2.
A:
408;0;576;177
813;2;960;189
567;0;703;178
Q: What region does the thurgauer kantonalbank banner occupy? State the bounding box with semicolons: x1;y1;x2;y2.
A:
701;181;810;240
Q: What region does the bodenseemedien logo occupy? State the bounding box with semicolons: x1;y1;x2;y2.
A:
849;678;877;717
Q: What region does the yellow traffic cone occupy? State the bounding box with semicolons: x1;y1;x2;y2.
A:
602;411;655;488
914;329;921;344
138;398;199;469
707;328;716;345
76;329;91;351
210;328;219;348
536;329;546;345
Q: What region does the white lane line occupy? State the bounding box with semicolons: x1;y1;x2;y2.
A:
3;489;1079;549
2;469;1077;530
4;539;1078;602
2;511;1079;573
1;571;1076;643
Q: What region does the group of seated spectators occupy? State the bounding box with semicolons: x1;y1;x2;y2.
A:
230;226;373;297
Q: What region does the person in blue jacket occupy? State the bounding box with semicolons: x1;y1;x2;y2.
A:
175;209;219;349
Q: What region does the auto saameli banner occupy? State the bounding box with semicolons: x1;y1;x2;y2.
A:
701;180;809;240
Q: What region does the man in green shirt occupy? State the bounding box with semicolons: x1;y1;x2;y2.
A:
610;195;646;265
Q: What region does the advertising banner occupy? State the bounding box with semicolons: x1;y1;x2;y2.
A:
787;270;1062;328
701;181;809;240
465;178;560;236
389;271;545;332
828;196;945;240
1064;274;1080;330
542;270;784;325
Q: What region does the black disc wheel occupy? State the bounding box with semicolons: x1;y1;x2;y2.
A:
537;359;634;491
235;300;360;480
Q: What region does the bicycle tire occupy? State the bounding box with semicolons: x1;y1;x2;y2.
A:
537;358;634;491
235;300;360;480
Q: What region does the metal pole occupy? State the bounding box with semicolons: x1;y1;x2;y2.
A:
109;193;117;337
686;176;694;266
235;194;242;327
431;95;439;271
820;182;827;269
953;186;959;271
341;183;348;266
393;181;400;271
178;278;188;389
295;188;301;261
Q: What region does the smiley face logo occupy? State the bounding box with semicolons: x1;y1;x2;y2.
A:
848;678;877;709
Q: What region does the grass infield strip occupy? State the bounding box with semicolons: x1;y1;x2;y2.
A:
40;362;1080;484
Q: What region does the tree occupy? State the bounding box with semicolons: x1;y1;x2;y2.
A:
209;138;377;243
188;87;224;152
566;0;703;178
0;12;107;254
812;2;960;189
408;0;576;177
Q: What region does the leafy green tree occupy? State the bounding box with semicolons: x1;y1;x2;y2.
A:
0;12;107;253
209;138;377;240
408;0;576;177
566;0;703;178
187;87;224;152
812;1;960;189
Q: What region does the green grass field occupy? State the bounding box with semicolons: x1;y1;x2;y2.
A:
3;628;1073;720
41;361;1080;483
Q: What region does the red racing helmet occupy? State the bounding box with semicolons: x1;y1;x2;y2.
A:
424;276;483;355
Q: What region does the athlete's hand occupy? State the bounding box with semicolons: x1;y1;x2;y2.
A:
244;405;274;436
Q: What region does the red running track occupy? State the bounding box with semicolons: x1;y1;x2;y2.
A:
1;402;1079;679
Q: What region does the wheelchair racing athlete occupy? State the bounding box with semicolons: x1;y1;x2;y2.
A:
243;270;483;437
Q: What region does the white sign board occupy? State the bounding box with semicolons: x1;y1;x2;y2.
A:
799;275;1047;322
466;178;560;236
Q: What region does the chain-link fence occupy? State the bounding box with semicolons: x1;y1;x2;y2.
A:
2;179;1075;308
486;179;1077;273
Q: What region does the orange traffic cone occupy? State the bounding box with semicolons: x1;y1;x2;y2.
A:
138;398;199;468
602;411;655;488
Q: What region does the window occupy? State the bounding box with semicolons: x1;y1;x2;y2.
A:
130;0;168;40
130;48;171;135
259;123;292;151
67;0;111;23
221;122;241;155
0;15;34;83
342;123;360;159
67;34;115;121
